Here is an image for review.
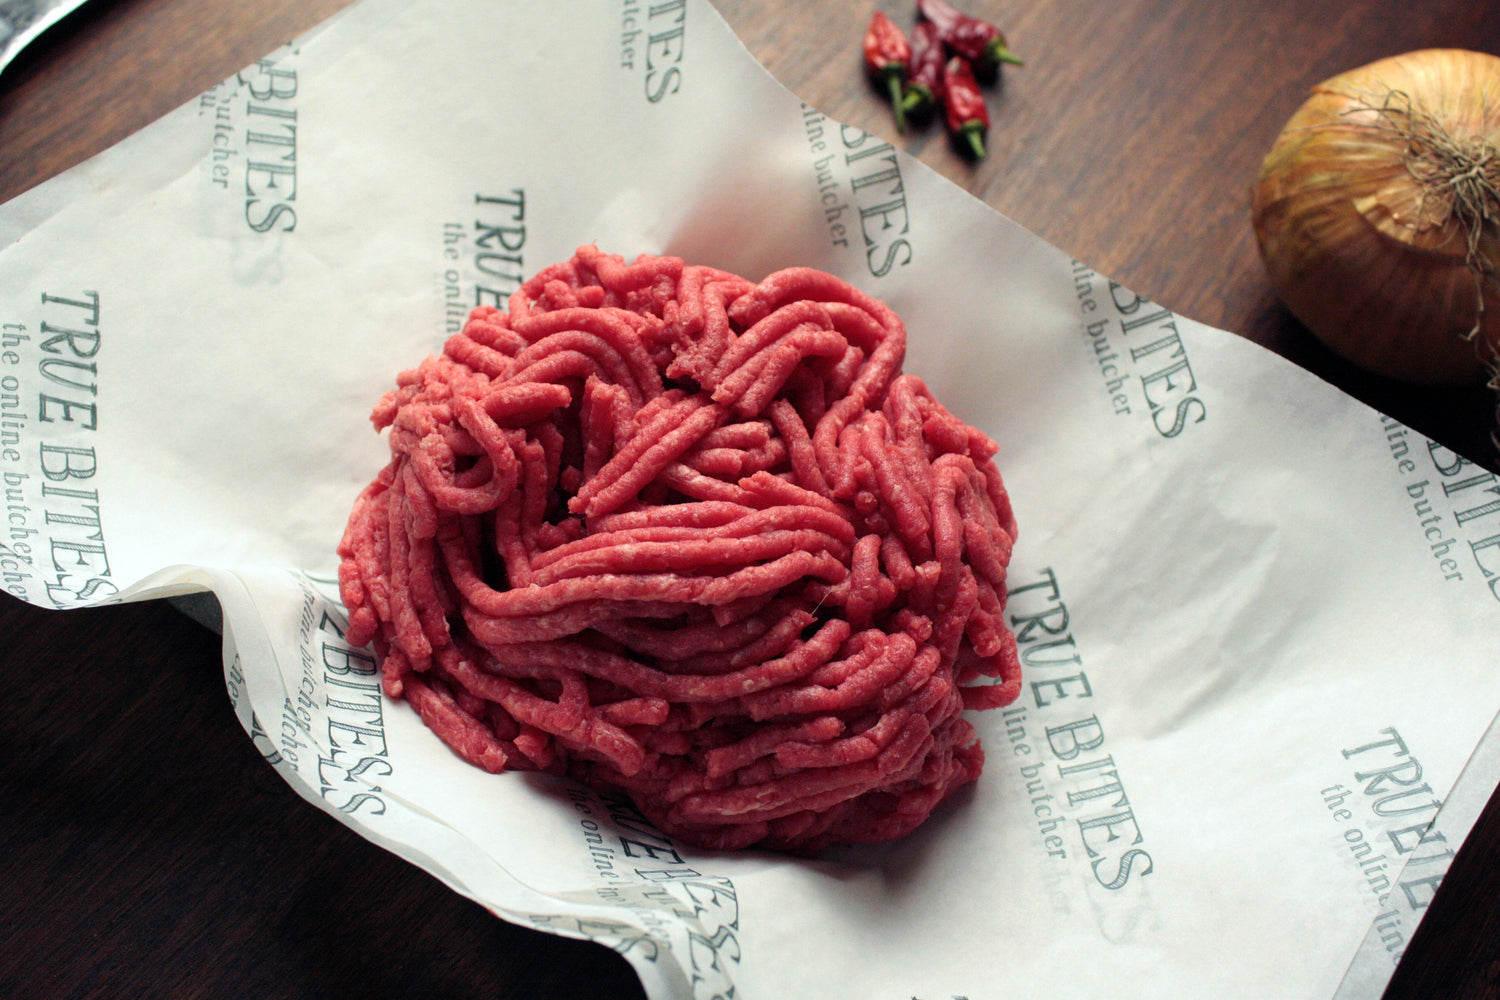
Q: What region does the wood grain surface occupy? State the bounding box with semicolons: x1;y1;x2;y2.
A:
2;1;1498;998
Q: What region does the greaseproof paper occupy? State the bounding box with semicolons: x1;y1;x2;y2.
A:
2;1;1498;997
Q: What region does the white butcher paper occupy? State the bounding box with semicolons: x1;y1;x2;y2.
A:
1;1;1497;997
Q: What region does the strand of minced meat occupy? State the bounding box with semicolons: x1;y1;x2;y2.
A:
338;245;1021;852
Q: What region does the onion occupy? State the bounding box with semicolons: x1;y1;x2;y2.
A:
1251;49;1500;385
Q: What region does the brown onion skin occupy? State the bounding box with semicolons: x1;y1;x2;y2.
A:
1251;49;1500;385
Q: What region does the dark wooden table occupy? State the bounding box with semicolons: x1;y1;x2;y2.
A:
2;1;1497;997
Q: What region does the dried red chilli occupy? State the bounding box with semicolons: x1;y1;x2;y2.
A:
942;56;989;159
863;10;913;132
900;20;946;121
917;0;1022;75
338;246;1023;853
